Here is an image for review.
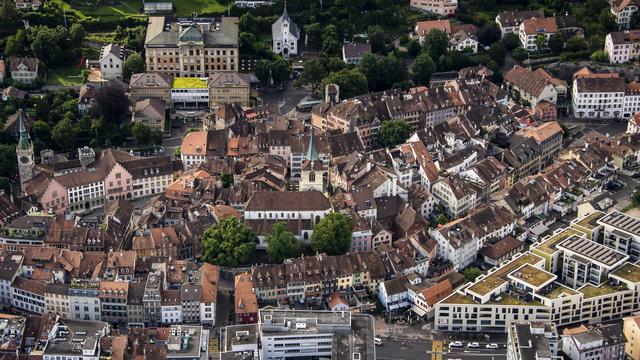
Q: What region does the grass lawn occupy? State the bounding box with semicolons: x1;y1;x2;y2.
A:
52;0;146;18
174;0;230;16
46;66;84;86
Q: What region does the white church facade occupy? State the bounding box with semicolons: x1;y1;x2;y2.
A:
271;4;300;57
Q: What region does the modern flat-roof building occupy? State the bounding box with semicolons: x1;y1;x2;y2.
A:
258;309;375;360
434;213;640;333
599;211;640;260
42;319;109;360
144;16;239;78
507;322;560;360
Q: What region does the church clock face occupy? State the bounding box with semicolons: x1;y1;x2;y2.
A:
19;156;30;164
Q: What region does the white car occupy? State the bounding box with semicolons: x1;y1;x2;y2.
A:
374;337;382;346
467;342;480;348
449;341;463;348
486;343;499;349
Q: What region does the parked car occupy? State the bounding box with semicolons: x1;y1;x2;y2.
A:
449;341;463;348
374;338;382;346
486;343;499;349
467;342;480;348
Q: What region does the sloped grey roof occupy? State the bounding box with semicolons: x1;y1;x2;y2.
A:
272;6;300;39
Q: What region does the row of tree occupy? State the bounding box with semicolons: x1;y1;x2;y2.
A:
202;213;353;267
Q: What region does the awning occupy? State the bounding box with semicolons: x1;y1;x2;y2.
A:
410;305;428;317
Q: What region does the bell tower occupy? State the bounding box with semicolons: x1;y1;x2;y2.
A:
16;110;34;191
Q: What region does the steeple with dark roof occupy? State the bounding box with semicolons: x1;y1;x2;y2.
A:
306;127;318;161
17;110;30;151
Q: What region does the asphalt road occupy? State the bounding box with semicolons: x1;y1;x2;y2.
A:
376;338;431;360
259;80;310;115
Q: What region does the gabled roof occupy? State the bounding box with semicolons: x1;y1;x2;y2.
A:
134;98;166;119
415;19;452;35
272;5;300;39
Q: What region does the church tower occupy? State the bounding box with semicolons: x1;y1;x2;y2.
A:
299;128;326;192
16;110;34;191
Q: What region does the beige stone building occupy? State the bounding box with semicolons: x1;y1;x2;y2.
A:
144;16;239;78
208;72;250;107
44;283;70;319
129;72;172;105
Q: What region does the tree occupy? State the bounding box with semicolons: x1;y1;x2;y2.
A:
201;217;255;268
502;33;520;51
322;69;368;99
548;33;565;52
565;36;587;52
631;10;640;28
0;177;10;195
407;39;421;57
239;13;257;33
512;47;528;61
478;23;500;46
294;58;328;95
488;42;506;65
598;8;617;33
31;120;51;145
435;214;449;225
52;118;76;150
304;22;324;50
132;123;152;146
267;222;303;263
69;23;86;44
239;32;257;54
150;128;163;145
633;190;640;207
5;29;28;57
423;29;449;60
358;53;403;92
411;52;435;85
311;212;352;256
221;174;233;188
534;34;547;51
368;25;388;54
0;0;16;21
270;56;291;86
93;86;129;125
0;144;17;179
590;50;609;62
123;53;144;81
255;59;271;84
322;25;341;55
462;267;482;282
379;120;411;148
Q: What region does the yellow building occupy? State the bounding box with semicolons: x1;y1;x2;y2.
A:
145;16;239;78
625;316;640;359
208;72;250;107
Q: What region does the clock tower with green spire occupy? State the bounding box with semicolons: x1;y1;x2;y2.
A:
16;110;34;191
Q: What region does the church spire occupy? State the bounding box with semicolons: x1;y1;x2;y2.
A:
282;0;289;20
17;110;30;151
306;127;318;161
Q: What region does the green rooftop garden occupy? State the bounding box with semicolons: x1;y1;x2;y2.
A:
543;284;579;299
439;292;477;305
533;228;582;256
173;77;208;89
574;211;605;231
579;283;628;299
487;294;545;307
467;253;543;296
611;263;640;284
509;264;555;287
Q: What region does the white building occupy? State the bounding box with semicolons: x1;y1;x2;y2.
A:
42;319;109;360
605;30;640;63
171;77;209;109
449;29;479;53
258;309;375;360
562;324;626;360
610;0;640;29
99;44;125;81
377;273;421;310
572;77;626;119
409;0;457;16
507;322;560;360
11;278;45;314
0;254;22;309
68;280;102;321
434;217;640;333
271;5;299;57
519;17;558;51
235;0;274;8
243;191;333;246
9;57;38;84
161;291;183;324
495;10;545;38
